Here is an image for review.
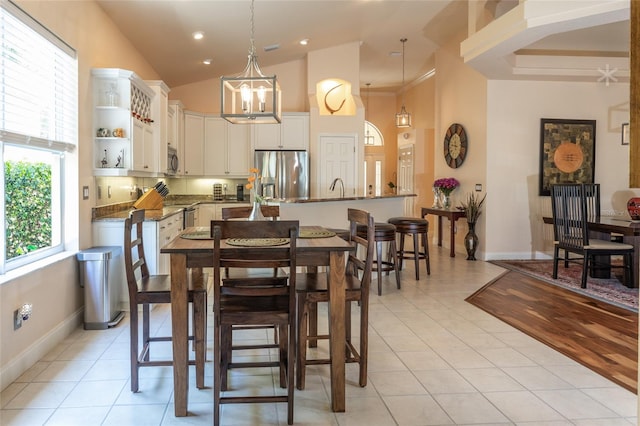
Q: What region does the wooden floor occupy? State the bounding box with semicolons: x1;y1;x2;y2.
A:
466;270;638;393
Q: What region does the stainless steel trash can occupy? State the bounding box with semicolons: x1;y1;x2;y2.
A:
77;246;125;330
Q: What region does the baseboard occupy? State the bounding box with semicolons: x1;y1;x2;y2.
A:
0;308;84;391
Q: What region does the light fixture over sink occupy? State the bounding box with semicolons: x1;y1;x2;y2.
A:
395;38;411;128
221;0;281;124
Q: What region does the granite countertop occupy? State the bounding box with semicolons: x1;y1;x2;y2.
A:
278;194;415;204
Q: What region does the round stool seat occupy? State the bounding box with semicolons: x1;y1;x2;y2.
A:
357;222;396;240
387;216;431;280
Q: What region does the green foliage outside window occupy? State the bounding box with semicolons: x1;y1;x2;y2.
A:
5;160;52;259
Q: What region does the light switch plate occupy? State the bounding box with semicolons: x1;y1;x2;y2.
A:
82;186;89;200
475;184;482;192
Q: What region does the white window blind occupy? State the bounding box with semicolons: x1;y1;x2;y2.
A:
0;0;77;151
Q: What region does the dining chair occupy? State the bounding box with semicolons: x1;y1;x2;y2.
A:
123;209;207;392
211;219;299;426
550;184;634;288
295;208;375;390
220;205;280;220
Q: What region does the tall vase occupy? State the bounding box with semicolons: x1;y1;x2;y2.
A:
464;221;479;261
432;187;442;208
440;192;451;209
248;201;265;221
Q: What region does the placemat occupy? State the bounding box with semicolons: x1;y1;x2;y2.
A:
226;237;289;247
299;229;337;239
181;231;212;240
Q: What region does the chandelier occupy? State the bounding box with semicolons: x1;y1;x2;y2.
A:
395;38;411;128
221;0;282;124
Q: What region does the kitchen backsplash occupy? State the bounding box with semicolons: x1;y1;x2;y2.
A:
94;177;245;207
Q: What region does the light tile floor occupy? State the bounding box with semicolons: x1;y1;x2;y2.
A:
1;247;637;425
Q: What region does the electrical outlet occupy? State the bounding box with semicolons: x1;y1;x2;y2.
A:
108;185;112;198
14;310;22;330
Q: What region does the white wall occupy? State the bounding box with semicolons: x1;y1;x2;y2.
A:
485;79;632;259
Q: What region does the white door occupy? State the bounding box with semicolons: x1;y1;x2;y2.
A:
398;144;414;215
319;134;357;198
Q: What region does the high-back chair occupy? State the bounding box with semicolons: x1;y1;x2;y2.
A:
295;208;375;390
123;209;207;392
550;184;633;288
211;220;299;426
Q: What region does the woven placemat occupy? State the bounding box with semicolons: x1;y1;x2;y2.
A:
180;231;212;240
299;229;337;239
226;238;289;247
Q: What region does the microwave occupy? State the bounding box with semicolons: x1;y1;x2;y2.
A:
167;146;179;175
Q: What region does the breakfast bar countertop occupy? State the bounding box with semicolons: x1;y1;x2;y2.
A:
277;193;415;203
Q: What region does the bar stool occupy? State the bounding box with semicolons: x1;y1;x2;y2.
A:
387;216;430;280
357;222;400;295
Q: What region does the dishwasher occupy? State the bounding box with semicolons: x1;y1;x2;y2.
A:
183;206;196;228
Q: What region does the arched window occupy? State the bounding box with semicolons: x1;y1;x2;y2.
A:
364;121;383;146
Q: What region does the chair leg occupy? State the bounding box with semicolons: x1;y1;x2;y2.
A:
397;233;405;271
376;241;383;296
581;253;590;289
296;295;308;390
130;304;139;392
552;247;560;279
193;294;206;389
389;239;401;290
358;301;368;388
142;304;150;362
279;324;288;388
213;318;221;426
412;232;420;280
345;301;352;358
221;325;232;391
422;231;431;275
287;321;295;425
308;302;318;348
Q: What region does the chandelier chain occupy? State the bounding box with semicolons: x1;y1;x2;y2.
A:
249;0;256;55
400;38;407;105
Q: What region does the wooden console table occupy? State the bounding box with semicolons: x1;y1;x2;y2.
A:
421;207;466;257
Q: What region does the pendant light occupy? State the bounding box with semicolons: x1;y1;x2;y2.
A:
364;83;375;145
395;38;411;128
221;0;282;124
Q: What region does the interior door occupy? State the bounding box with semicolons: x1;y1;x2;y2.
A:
319;134;357;198
398;144;414;215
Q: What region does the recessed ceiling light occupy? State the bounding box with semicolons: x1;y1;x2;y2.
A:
299;38;309;46
264;44;280;52
192;31;204;40
202;59;212;65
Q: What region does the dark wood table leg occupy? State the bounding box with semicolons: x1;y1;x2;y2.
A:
328;251;346;412
170;253;189;417
449;217;456;257
437;216;443;247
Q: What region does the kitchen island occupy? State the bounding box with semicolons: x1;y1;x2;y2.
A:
277;194;414;228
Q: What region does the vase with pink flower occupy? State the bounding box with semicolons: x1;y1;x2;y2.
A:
433;177;459;209
246;168;265;220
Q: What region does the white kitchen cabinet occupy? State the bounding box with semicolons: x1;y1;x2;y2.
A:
184;111;204;176
197;204;217;227
146;80;170;173
92;68;155;176
252;113;309;150
155;213;184;274
168;100;185;175
203;116;251;177
131;120;156;172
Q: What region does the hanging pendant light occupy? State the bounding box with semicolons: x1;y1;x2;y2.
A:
395;38;411;128
364;83;375;145
221;0;281;124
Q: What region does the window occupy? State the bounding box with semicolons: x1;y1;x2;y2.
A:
364;121;383;146
0;1;77;273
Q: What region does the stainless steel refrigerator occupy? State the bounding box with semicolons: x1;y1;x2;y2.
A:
254;150;309;200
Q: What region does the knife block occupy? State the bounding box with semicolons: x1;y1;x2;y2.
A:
133;189;164;210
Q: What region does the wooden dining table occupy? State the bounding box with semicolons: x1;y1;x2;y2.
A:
160;225;354;417
542;215;640;288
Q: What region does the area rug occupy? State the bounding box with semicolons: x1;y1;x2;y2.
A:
491;259;638;311
466;271;638;393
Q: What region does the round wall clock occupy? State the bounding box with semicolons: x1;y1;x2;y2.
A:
443;123;467;168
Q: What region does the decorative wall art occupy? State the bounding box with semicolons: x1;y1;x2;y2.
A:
539;118;596;196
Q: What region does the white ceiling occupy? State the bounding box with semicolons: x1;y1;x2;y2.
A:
95;0;630;91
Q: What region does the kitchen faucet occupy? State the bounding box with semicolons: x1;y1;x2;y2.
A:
329;177;345;198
